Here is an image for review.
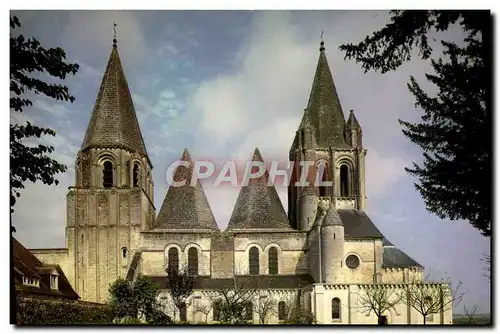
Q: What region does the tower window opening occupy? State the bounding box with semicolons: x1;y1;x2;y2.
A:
121;247;127;258
318;163;328;197
249;247;259;275
340;164;349;197
133;163;140;187
103;161;114;188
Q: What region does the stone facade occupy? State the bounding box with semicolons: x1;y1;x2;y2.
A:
30;40;453;324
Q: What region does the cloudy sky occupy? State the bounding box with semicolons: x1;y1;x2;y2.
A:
10;10;490;312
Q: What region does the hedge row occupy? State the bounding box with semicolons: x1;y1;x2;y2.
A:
16;296;114;325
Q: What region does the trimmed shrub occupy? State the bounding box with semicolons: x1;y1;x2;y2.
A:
16;296;114;325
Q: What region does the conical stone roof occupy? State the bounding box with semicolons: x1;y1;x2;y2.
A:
226;148;292;230
154;149;219;231
291;41;351;150
81;43;150;163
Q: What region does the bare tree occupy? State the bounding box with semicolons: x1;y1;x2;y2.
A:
165;265;196;322
400;275;463;325
357;285;403;325
463;304;479;324
256;295;277;324
480;254;490;280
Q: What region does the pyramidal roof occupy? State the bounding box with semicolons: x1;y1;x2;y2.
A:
292;41;350;150
154;149;219;231
226;148;292;230
81;41;149;163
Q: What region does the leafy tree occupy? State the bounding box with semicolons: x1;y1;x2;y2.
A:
108;275;166;323
340;11;491;237
109;278;137;319
133;275;162;322
357;285;403;325
10;15;79;226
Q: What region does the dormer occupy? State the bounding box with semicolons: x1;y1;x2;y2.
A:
22;276;40;288
49;269;59;290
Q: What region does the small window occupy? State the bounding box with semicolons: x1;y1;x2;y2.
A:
103;161;114;188
332;297;341;320
268;247;278;275
278;301;287;320
168;247;179;272
50;275;58;290
188;247;198;276
318;162;329;197
249;247;259;275
133;163;141;187
121;247;128;258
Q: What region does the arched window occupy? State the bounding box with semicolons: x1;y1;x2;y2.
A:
103;161;114;188
168;248;179;272
278;301;287;320
318;162;328;197
133;163;140;187
340;164;349;197
188;247;198;276
249;247;259;275
121;247;127;258
268;247;278;275
332;298;341;320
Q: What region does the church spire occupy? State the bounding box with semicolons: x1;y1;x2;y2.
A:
227;148;292;230
81;33;150;165
291;40;349;151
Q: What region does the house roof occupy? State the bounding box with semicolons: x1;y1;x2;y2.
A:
226;148;292;230
12;237;79;300
147;275;314;290
154;149;219;231
80;41;150;166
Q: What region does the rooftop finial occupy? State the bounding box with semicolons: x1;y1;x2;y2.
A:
113;22;117;47
320;30;325;52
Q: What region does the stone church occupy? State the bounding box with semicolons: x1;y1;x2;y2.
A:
30;37;453;324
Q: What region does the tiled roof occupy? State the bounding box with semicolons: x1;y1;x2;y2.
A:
12;237;79;300
226;148;292;230
154;149;219;230
147;275;314;290
382;246;423;269
337;210;384;238
81;43;150;165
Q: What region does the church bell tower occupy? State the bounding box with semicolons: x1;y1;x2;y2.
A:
288;41;368;231
65;35;155;303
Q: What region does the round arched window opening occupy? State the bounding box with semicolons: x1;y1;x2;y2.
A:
346;254;360;269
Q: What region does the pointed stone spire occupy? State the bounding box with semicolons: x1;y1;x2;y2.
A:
346;109;361;130
227;148;292;230
155;149;219;230
291;40;350;150
81;38;149;162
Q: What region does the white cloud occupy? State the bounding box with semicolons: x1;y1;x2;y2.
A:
365;149;409;199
